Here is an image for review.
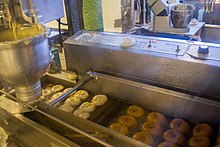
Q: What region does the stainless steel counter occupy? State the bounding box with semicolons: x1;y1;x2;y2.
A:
0;105;79;147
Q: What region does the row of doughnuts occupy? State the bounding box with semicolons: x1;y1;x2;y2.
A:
73;94;108;119
109;105;144;137
109;105;149;144
59;89;89;113
159;118;189;146
133;112;167;146
188;123;213;147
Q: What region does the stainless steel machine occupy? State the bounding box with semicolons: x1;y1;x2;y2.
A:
0;0;64;102
0;0;220;147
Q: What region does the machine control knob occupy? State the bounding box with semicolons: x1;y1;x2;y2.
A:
176;45;180;52
148;40;152;48
198;45;209;54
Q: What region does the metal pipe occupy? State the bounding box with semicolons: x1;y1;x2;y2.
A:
49;74;94;106
143;0;146;25
0;90;113;147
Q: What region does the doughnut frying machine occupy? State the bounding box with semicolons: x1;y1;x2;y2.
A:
1;30;220;146
0;1;220;146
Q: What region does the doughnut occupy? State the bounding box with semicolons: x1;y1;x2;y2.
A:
63;87;72;93
79;102;96;113
193;124;213;137
51;92;63;100
63;88;76;97
45;92;63;104
91;94;108;106
0;127;8;146
60;106;74;113
132;131;154;145
51;85;64;93
73;108;84;116
147;112;167;126
78;112;90;119
42;88;53;97
74;90;89;100
158;141;178;147
65;96;81;106
109;123;129;135
117;115;137;128
67;73;78;80
170;119;190;133
126;105;144;118
188;136;210;147
163;130;185;145
141;121;163;137
73;109;90;119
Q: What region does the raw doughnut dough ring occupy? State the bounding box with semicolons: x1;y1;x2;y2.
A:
51;85;64;93
0;127;8;146
42;88;53;97
74;90;89;100
65;96;81;106
79;102;96;113
91;94;108;106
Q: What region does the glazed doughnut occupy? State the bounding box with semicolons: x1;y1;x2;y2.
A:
109;123;129;135
163;130;185;145
132;131;154;145
147;112;167;126
117;115;137;128
65;96;81;106
74;90;89;100
91;94;108;106
158;141;178;147
188;136;210;147
141;121;163;137
170;119;190;133
51;85;64;93
193;124;213;137
42;88;53;97
79;102;96;113
126;105;144;118
0;127;8;146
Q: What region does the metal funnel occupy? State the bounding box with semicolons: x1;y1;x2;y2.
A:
0;24;50;102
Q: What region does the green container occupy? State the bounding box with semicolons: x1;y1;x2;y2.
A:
82;0;103;31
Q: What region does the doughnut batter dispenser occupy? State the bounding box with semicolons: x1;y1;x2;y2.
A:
0;0;64;102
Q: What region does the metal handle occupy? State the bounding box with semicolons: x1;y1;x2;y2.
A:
49;74;94;106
